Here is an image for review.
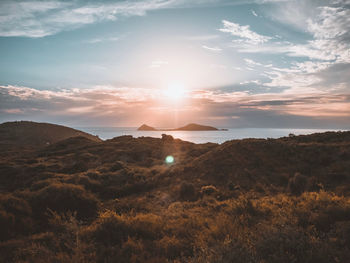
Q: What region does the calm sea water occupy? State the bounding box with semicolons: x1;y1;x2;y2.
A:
75;127;343;144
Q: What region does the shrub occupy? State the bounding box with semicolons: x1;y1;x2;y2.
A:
110;161;124;171
187;236;254;263
312;205;350;232
128;213;163;240
228;181;240;191
157;236;190;260
88;210;128;246
230;196;257;217
31;183;99;222
88;211;162;246
255;225;311;263
179;182;197;201
161;134;174;142
306;176;323;192
0;194;33;240
200;185;218;196
288;172;307;195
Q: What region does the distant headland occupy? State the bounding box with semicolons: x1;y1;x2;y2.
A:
137;123;227;131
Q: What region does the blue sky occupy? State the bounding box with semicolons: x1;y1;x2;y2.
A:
0;0;349;128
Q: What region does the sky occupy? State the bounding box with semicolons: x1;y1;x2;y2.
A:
0;0;349;128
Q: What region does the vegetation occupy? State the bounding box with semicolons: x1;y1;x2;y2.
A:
0;122;349;262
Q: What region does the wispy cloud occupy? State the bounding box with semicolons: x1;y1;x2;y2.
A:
186;34;220;41
0;0;178;37
219;20;272;44
84;36;119;44
0;0;286;38
202;45;222;52
149;60;169;68
244;58;263;67
251;10;258;17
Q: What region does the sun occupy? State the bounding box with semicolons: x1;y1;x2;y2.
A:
163;83;186;101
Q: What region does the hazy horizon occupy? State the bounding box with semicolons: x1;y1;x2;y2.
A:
1;0;349;129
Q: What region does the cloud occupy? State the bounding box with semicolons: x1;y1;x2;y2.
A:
0;0;289;38
84;36;119;44
186;34;220;41
202;45;222;52
219;20;272;44
149;60;169;68
223;0;350;100
251;10;258;16
240;80;262;85
228;1;350;63
0;85;160;125
0;0;178;37
244;58;263;67
1;85;349;128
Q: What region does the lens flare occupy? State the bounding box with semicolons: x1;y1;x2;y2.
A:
165;155;174;164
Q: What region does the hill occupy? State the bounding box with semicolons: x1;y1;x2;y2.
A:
0;121;102;148
174;123;218;131
137;124;157;131
0;123;349;262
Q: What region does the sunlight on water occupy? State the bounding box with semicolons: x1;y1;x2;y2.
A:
77;127;345;144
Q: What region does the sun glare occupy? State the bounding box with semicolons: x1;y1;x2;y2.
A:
163;83;186;101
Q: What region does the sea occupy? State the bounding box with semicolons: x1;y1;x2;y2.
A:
75;127;345;144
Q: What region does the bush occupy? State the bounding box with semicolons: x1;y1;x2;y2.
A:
0;194;33;241
31;183;99;222
200;185;218;196
255;226;311;263
179;182;197;201
88;210;128;246
288;172;307;195
161;134;174;142
89;211;163;245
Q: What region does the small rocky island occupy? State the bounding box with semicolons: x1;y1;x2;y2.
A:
137;123;225;131
137;124;158;131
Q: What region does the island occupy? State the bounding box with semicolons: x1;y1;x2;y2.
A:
137;124;158;131
137;123;223;131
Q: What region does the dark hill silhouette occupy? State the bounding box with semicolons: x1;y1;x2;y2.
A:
174;123;218;131
137;123;219;131
0;121;101;148
0;122;349;262
137;124;157;131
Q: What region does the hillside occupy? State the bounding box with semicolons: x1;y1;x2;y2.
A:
0;121;102;148
0;124;349;262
